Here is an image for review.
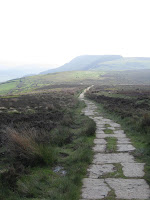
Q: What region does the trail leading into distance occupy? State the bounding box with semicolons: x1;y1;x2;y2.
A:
79;88;150;200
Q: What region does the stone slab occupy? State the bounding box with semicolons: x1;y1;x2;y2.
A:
96;133;126;139
107;127;116;130
117;144;135;152
114;130;124;134
109;122;121;128
117;138;131;144
96;130;105;134
88;164;115;178
93;144;106;152
105;178;150;199
121;163;145;177
94;139;107;145
81;178;111;199
93;153;135;164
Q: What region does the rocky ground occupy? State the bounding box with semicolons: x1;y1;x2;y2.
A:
79;89;150;200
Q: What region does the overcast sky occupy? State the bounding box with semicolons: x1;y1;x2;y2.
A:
0;0;150;70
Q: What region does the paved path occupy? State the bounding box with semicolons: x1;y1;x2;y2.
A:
79;88;150;200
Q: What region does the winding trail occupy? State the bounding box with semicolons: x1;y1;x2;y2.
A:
79;88;150;200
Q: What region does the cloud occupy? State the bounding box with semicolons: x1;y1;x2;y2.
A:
0;0;150;68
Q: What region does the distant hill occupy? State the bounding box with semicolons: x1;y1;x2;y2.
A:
94;57;150;71
40;55;123;74
40;55;150;74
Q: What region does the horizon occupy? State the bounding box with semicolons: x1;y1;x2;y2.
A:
1;54;150;71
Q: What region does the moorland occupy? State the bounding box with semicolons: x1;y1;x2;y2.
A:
0;55;150;199
0;85;96;200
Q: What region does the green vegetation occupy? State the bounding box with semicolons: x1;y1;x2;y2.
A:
1;67;150;96
95;57;150;71
101;163;124;179
41;55;150;74
104;129;114;134
42;55;122;73
0;71;104;95
0;80;19;93
0;86;96;200
105;124;111;128
106;137;117;153
86;85;150;184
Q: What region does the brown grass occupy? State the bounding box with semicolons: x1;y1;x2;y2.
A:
5;127;42;165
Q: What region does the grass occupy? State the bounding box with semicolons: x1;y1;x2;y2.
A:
105;124;111;128
101;163;125;179
0;81;19;94
104;129;114;134
106;137;117;153
0;87;96;200
0;71;104;95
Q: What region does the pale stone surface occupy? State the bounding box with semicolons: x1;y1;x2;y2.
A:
94;139;107;145
96;123;105;126
93;116;104;121
117;144;135;152
117;138;131;144
105;178;150;199
100;119;112;123
109;122;121;128
107;127;116;130
96;133;126;139
96;130;105;134
92;144;106;152
88;164;115;178
96;128;105;132
121;163;145;177
114;130;124;134
84;110;95;116
81;178;111;199
93;153;135;164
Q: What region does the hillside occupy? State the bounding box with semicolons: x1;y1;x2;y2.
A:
0;69;150;96
0;71;104;95
94;57;150;71
40;55;122;74
40;55;150;74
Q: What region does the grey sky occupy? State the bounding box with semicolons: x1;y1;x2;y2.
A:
0;0;150;70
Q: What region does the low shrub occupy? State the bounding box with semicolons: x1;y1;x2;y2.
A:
3;126;56;167
50;126;73;147
82;118;96;136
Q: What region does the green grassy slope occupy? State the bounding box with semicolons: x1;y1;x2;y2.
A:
94;57;150;71
0;69;150;96
40;55;122;74
40;56;150;74
0;71;104;95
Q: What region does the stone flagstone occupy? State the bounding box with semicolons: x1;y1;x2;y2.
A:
81;178;111;199
88;164;115;178
121;163;145;177
79;88;150;200
117;144;135;152
105;178;150;199
94;139;107;145
93;153;135;164
92;144;106;152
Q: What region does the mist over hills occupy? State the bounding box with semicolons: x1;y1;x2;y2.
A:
40;55;122;74
1;55;150;84
0;64;59;82
41;55;150;74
